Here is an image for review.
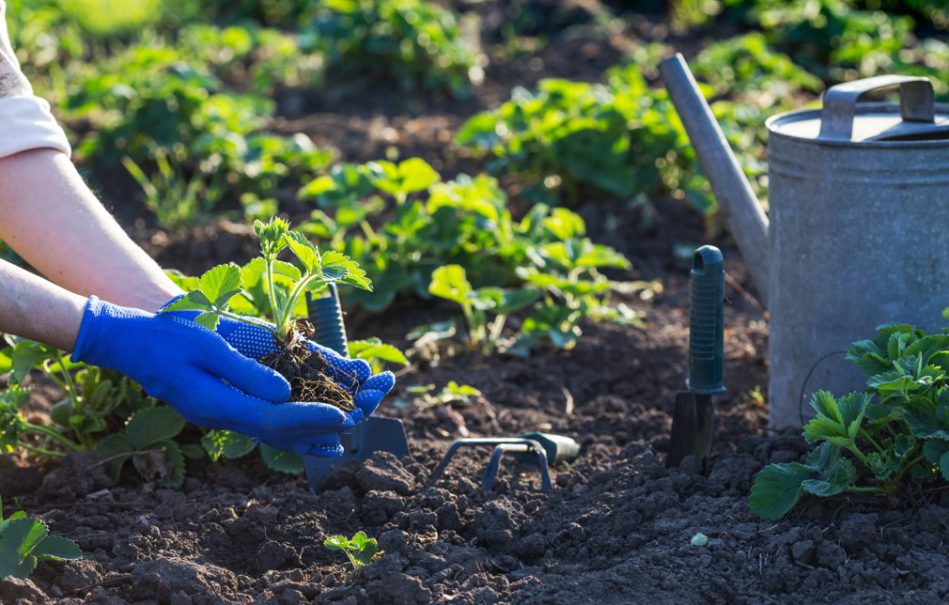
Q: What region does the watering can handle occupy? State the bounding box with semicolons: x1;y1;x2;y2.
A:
819;75;935;141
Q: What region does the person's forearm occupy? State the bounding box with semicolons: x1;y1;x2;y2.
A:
0;149;182;311
0;257;86;351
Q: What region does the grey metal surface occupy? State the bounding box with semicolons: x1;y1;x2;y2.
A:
818;75;934;140
766;106;949;428
659;53;770;304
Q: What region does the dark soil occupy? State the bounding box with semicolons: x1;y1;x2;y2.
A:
259;330;356;413
2;2;947;604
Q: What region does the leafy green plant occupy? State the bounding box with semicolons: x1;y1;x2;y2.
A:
97;406;191;487
299;159;649;352
0;497;82;579
348;338;409;374
458;64;703;211
1;337;159;457
164;217;370;343
428;265;539;354
164;218;376;472
123;143;225;230
311;0;481;95
324;531;378;576
750;320;949;520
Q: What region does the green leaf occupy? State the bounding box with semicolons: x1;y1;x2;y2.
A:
254;217;290;257
193;312;220;331
259;444;304;475
801;443;856;496
0;517;47;578
126;407;186;450
749;462;813;520
428;265;472;306
9;341;56;384
284;230;322;274
32;535;82;562
803;391;869;446
199;264;242;306
163;290;213;313
348;339;409;366
321;250;372;290
542;208;586;240
324;535;349;551
201;430;257;461
97;433;133;481
349;531;378;566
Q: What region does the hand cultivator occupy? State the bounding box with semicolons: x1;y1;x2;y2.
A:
302;286;410;490
431;432;580;492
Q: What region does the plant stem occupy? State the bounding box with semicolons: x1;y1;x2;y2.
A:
895;452;925;484
859;431;885;454
25;423;83;452
217;310;280;334
263;254;282;335
279;274;325;337
19;442;66;458
846;443;871;467
846;485;887;494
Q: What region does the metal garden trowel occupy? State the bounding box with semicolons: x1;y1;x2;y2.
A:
667;246;726;468
302;285;410;490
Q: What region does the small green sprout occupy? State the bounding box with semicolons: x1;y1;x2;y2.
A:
324;531;378;576
0;497;82;578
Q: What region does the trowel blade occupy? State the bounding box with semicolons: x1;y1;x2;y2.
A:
303;416;410;490
667;392;715;467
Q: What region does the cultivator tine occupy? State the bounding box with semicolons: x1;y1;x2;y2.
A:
482;441;551;492
432;437;555;493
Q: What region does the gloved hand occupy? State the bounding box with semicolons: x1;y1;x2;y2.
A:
71;296;355;456
211;316;396;425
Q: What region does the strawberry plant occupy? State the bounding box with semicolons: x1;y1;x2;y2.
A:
0;337;195;486
163;218;371;412
750;319;949;520
311;0;481;95
428;265;539;354
299;159;651;353
324;531;378;576
0;497;82;579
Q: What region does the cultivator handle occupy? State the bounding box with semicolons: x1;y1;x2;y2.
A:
306;284;348;356
688;246;726;395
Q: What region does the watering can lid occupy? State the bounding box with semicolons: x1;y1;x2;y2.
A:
768;75;949;144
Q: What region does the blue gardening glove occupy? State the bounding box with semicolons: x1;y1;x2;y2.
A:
71;297;355;456
212;316;395;425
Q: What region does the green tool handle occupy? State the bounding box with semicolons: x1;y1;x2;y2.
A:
306;284;348;356
518;432;581;465
688;246;726;396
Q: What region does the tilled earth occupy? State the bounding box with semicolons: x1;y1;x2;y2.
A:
2;285;948;605
4;2;948;603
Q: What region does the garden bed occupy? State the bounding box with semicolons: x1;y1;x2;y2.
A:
3;244;947;604
3;1;949;603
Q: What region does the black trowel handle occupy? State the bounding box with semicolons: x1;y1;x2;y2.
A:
688;246;726;396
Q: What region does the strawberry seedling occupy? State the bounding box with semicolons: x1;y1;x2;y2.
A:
0;497;81;579
324;531;378;577
164;218;371;411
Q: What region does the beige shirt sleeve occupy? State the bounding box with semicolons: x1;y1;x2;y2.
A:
0;0;72;158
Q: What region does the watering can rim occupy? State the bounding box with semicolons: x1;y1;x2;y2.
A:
767;101;949;148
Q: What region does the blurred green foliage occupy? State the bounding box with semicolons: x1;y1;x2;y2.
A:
310;0;482;96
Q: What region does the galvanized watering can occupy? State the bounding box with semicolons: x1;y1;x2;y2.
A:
660;54;949;429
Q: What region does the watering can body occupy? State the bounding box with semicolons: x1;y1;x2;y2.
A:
766;76;949;428
660;57;949;429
